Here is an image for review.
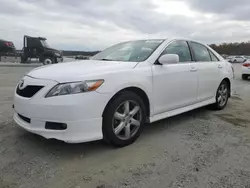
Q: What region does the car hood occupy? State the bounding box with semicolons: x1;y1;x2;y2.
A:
27;60;138;82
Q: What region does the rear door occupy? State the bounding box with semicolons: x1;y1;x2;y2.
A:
188;41;222;102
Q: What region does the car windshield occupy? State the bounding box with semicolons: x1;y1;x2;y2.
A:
91;39;164;62
40;40;50;48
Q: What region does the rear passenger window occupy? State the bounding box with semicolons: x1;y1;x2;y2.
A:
161;40;192;62
209;51;219;61
190;42;211;62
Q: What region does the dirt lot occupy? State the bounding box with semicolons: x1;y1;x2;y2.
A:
0;64;250;188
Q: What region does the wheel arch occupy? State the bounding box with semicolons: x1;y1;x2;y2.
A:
221;77;231;97
102;86;151;119
39;52;55;62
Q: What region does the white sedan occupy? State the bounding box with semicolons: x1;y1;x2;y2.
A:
242;61;250;80
13;38;234;147
230;56;246;63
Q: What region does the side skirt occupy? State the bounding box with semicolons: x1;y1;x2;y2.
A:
150;98;215;123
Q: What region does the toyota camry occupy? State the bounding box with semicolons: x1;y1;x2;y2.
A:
13;38;234;147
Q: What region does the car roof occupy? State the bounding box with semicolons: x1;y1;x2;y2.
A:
126;38;208;44
167;37;210;44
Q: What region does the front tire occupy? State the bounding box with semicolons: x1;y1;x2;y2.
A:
43;57;54;65
102;91;146;147
211;80;230;110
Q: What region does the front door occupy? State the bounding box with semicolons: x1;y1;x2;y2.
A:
152;40;198;115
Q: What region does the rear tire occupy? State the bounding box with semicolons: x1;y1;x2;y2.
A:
242;74;248;80
211;80;230;110
102;91;146;147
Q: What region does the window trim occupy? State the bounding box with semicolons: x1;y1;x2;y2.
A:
155;40;194;64
187;41;195;62
208;50;213;61
208;50;219;62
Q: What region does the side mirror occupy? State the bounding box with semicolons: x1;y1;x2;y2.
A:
158;54;179;65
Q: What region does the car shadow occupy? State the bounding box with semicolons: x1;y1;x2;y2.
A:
143;106;210;135
18;130;110;156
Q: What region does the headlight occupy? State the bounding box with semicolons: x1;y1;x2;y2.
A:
45;80;104;97
54;52;61;57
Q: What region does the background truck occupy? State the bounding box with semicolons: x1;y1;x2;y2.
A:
0;39;20;63
0;35;63;65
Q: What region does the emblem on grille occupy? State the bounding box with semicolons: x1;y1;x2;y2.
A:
18;79;25;90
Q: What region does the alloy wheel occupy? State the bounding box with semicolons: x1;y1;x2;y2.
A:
217;83;228;107
112;100;142;140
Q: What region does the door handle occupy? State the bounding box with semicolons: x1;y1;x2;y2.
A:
190;67;197;72
218;64;223;69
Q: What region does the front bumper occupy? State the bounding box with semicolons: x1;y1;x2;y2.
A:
56;57;63;63
13;76;110;143
13;111;102;143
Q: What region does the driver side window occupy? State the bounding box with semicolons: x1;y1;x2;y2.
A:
161;40;192;62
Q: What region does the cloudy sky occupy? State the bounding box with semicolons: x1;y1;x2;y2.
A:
1;0;250;50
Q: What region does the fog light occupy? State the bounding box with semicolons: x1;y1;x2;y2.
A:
45;122;67;130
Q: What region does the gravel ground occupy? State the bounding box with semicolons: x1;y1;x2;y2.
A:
0;64;250;188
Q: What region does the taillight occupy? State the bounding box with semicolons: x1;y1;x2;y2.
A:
243;63;250;67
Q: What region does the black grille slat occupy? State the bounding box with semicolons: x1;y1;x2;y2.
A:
16;85;44;98
18;114;31;123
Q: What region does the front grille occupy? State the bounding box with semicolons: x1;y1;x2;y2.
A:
18;114;31;123
16;85;44;98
